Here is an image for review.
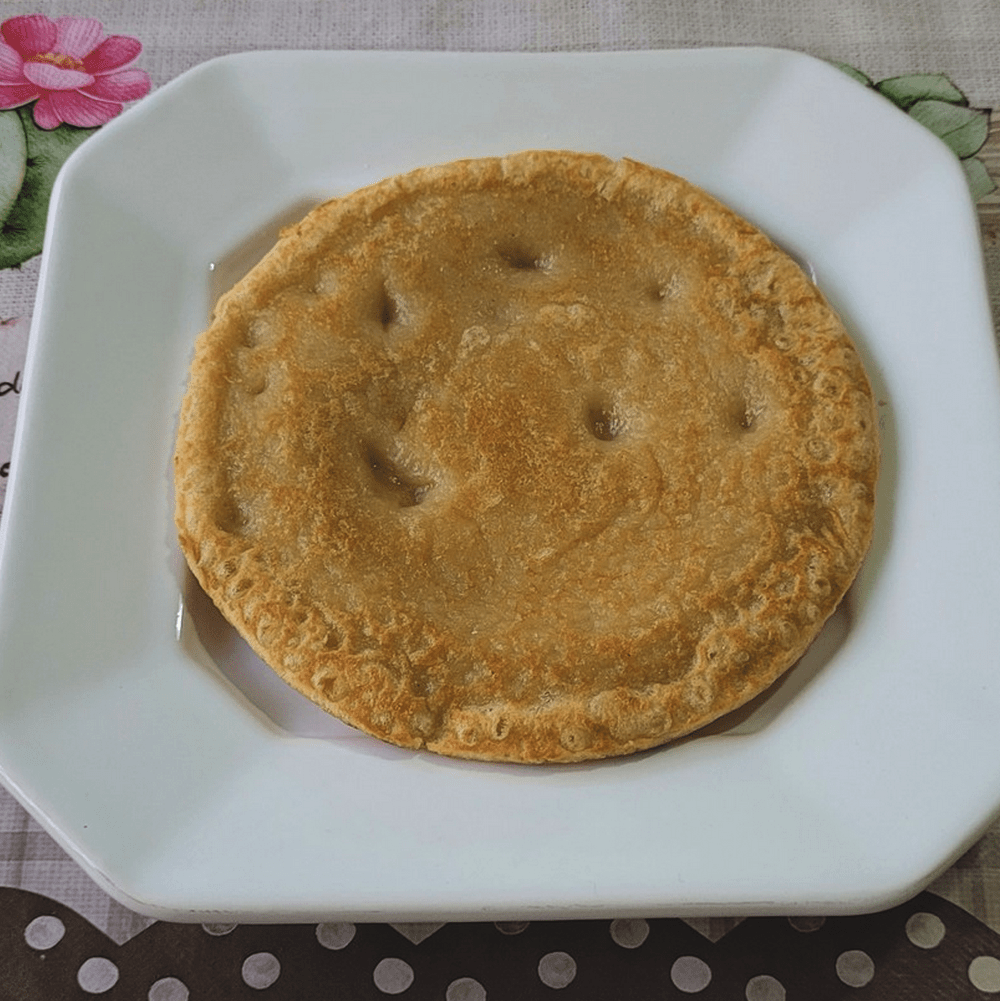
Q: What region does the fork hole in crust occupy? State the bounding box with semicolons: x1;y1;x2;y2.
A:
585;395;626;441
377;283;399;328
733;398;765;432
214;496;248;535
362;440;432;508
496;240;551;272
242;317;270;348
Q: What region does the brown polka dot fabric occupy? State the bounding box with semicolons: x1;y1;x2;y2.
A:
4;886;1000;998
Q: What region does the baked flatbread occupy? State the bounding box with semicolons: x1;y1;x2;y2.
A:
174;151;879;763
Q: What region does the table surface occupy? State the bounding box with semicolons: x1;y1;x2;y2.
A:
3;2;1000;998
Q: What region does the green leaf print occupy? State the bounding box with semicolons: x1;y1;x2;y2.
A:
907;99;990;158
0;110;27;229
876;73;966;111
0;107;98;270
831;61;996;202
962;156;997;201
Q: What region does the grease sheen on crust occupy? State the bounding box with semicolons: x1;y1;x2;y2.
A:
174;151;879;763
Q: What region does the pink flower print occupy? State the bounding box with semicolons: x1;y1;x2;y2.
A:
0;14;150;129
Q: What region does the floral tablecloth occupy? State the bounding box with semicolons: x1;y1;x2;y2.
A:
3;2;1000;998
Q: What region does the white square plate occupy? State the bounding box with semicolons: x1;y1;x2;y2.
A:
2;48;1000;921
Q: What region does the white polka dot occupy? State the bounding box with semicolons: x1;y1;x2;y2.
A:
746;974;786;1001
202;922;237;936
969;956;1000;993
835;950;875;988
538;951;577;989
373;957;415;995
24;915;65;950
148;976;190;1001
495;921;529;935
78;957;120;994
787;916;825;933
242;952;280;990
905;911;945;949
446;976;487;1001
610;918;650;949
671;956;712;993
316;922;356;950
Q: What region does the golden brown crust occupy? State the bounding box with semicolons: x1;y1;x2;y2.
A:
174;151;879;763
